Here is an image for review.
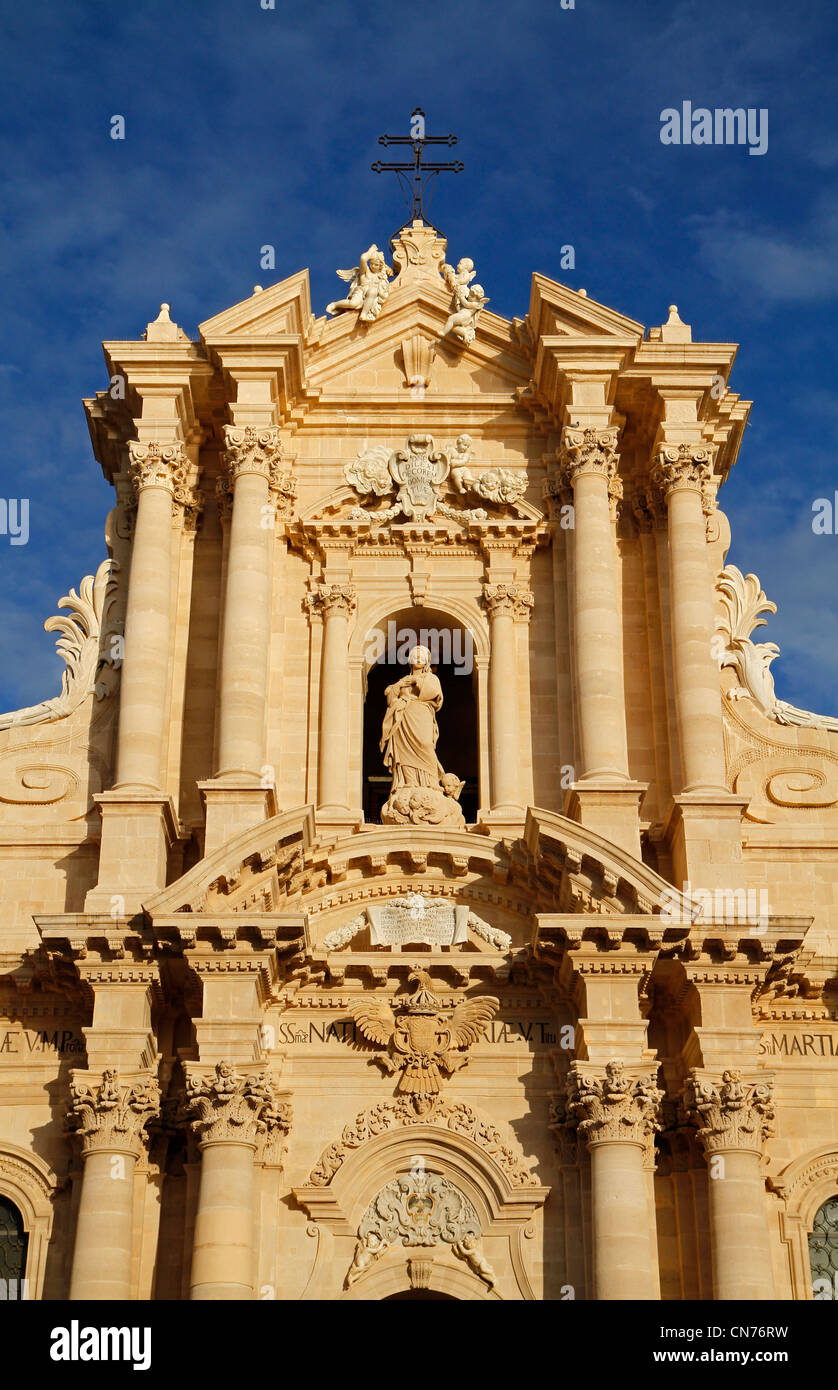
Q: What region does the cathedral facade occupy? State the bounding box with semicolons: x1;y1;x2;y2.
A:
1;220;836;1301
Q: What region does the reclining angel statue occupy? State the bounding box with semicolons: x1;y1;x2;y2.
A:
326;244;394;323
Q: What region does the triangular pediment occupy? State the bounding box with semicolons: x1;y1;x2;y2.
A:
307;286;531;397
527;273;645;342
198;269;315;340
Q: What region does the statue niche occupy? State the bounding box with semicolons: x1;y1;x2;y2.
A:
379;645;466;827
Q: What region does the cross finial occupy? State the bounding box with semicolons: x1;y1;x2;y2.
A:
371;109;463;226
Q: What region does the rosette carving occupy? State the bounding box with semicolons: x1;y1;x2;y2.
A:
67;1066;160;1156
682;1068;774;1156
566;1059;663;1147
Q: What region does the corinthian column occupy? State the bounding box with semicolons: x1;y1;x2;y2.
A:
186;1062;291;1301
684;1069;776;1300
482;582;532;817
306;582;357;818
85;441;192;909
567;1059;662;1300
115;441;190;791
652;444;727;796
67;1068;160;1300
201;426;296;852
216;426;290;780
559;427;629;783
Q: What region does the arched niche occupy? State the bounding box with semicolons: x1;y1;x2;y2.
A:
0;1143;58;1299
294;1112;549;1301
776;1145;838;1298
356;603;484;824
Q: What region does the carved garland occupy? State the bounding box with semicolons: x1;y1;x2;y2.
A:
308;1097;539;1189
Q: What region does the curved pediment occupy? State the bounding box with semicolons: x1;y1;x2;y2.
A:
142;803;690;928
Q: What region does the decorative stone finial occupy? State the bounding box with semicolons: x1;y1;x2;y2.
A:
144;302;183;342
390;221;448;285
660;303;692;343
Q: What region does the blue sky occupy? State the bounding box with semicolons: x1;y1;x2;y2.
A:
0;0;836;713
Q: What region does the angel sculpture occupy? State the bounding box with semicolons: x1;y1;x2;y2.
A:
351;969;499;1100
442;258;489;345
449;433;528;510
326;244;394;323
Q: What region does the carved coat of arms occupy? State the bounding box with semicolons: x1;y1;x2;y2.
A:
350;968;499;1102
343;433;528;526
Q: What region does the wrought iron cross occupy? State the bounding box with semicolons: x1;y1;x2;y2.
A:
371;109;463;223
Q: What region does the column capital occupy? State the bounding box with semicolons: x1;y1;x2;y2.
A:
306;581;357;619
222;423;288;487
557;426;620;483
682;1068;775;1156
651;442;714;499
566;1059;663;1147
481;581;534;622
67;1066;160;1157
127;438;192;503
185;1060;290;1150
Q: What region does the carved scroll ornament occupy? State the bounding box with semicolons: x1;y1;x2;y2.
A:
715;564;838;731
0;559;121;731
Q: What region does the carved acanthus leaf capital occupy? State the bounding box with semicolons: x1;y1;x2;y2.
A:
557;427;620;484
185;1060;288;1149
542;473;573;520
482;582;534;622
222;424;287;488
128;440;192;504
682;1068;775;1156
566;1059;663;1147
651;442;714;499
67;1066;160;1156
305;582;357;619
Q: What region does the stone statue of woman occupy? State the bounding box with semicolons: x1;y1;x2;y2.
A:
379;646;465;827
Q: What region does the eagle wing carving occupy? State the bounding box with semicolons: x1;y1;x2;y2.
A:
449;996;500;1048
350;998;397;1048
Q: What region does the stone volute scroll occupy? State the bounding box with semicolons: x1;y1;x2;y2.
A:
379;644;466;826
0;558;121;730
715;564;838;731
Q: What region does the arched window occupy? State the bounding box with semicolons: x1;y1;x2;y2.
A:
809;1194;838;1299
0;1195;28;1298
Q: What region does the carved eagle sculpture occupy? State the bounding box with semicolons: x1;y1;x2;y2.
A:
350;969;499;1097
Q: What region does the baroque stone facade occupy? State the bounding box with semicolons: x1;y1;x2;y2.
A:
0;221;837;1301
